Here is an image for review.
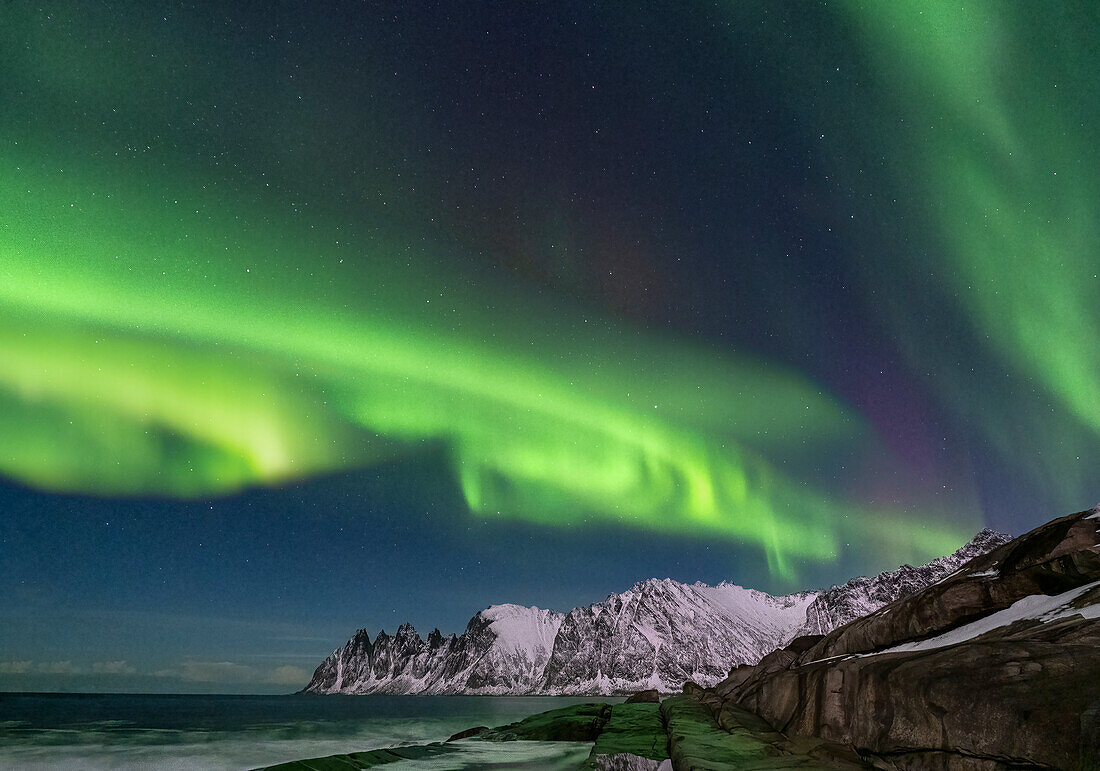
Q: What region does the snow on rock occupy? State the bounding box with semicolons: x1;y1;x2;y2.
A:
867;580;1100;657
464;604;564;692
303;528;1010;695
480;603;563;656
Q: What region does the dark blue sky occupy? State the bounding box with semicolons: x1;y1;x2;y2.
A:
1;1;1097;692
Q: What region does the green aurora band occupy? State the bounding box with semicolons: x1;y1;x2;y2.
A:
823;2;1100;507
0;2;981;579
0;170;968;577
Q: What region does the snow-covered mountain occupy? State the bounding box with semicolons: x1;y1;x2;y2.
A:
303;529;1010;695
536;578;815;694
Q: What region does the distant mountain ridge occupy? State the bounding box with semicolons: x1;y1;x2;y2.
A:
797;527;1010;637
303;529;1011;695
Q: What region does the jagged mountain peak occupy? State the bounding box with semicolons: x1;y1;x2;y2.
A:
952;526;1012;553
632;576;679;588
477;602;560;620
395;622;419;638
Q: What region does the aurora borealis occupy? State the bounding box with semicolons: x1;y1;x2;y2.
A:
2;1;1098;692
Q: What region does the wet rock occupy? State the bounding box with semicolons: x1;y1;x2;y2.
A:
256;742;458;770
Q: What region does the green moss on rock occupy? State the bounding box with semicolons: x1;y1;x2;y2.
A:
479;702;612;742
588;702;669;761
256;742;458;770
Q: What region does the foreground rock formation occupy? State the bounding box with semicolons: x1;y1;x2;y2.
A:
259;700;863;770
304;530;1008;695
708;505;1100;769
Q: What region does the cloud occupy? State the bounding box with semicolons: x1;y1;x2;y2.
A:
154;659;309;686
0;660;86;675
1;660;140;677
156;660;256;683
266;665;311;686
270;635;334;643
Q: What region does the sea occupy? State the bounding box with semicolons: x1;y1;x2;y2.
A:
0;692;621;770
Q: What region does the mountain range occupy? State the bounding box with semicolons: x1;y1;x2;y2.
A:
303;529;1010;695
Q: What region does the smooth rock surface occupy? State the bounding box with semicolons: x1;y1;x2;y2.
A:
713;507;1100;770
661;695;870;770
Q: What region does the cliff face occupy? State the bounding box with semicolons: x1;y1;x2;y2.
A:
707;507;1100;770
303;530;1007;695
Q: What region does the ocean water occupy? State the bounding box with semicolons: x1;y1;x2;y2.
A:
0;692;619;770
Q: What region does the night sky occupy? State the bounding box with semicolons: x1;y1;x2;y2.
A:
2;2;1098;693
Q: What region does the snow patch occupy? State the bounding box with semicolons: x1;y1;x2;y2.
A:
480;604;563;656
867;581;1100;657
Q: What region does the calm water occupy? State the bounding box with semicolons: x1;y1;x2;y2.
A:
0;692;619;770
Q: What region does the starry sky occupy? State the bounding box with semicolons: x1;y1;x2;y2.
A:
2;1;1098;693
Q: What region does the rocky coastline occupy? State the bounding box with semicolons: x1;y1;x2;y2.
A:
268;506;1099;769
